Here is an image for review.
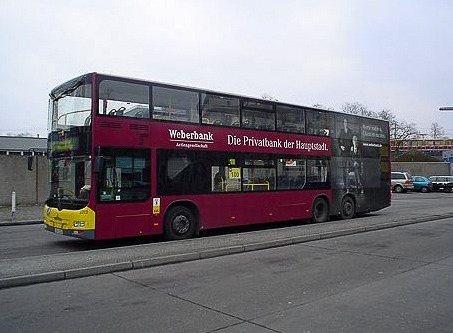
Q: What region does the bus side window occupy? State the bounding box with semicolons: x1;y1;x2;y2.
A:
99;80;150;119
242;158;276;191
277;159;306;190
201;94;240;128
212;166;226;192
241;100;275;130
242;166;276;191
190;162;209;193
306;109;330;136
305;159;330;189
276;105;305;133
153;86;199;123
97;149;150;202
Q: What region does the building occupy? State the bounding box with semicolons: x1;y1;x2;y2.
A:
391;138;453;160
0;136;48;205
391;138;453;176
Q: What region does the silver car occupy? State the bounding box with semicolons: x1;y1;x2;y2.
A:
391;171;414;193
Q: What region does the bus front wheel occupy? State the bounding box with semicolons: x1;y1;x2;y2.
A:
164;206;197;240
312;197;329;223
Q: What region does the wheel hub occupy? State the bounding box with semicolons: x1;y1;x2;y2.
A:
172;215;190;234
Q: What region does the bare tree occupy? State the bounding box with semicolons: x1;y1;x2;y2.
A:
261;93;278;101
312;103;335;111
373;108;419;155
342;102;376;118
390;121;419;141
430;122;445;138
376;109;395;123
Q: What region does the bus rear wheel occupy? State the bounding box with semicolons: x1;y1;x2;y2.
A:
340;196;355;220
164;206;197;240
312;197;329;223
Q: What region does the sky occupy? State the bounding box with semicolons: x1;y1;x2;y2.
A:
1;0;452;137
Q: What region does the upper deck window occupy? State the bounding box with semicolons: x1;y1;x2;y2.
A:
153;87;199;123
276;105;305;133
306;109;330;136
201;94;240;127
241;100;275;130
99;80;150;119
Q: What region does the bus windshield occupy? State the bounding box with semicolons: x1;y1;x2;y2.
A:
49;75;92;131
48;156;92;207
46;75;93;209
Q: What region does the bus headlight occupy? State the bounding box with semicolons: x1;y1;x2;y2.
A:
73;221;85;228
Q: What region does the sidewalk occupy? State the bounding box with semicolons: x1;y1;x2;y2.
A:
0;204;43;225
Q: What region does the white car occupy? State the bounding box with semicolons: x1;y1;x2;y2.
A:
391;171;414;193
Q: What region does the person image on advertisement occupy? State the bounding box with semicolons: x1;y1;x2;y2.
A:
339;118;353;156
339;118;353;189
350;135;364;193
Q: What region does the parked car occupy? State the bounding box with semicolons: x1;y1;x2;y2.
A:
411;176;433;193
428;176;453;192
391;171;414;193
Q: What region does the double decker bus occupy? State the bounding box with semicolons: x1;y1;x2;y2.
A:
44;73;390;240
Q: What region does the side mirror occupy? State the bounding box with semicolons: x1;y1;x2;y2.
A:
94;156;105;173
27;156;34;171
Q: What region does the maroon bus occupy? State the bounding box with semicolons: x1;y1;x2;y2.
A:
44;73;391;240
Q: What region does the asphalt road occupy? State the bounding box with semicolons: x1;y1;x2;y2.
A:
1;191;453;289
1;216;453;332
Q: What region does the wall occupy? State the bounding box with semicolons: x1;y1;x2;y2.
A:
0;155;49;206
392;162;450;177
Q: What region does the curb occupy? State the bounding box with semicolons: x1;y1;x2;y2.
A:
0;220;43;227
1;213;453;290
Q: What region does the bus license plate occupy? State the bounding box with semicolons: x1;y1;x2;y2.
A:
54;228;63;235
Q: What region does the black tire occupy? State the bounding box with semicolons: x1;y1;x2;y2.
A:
312;197;329;223
164;206;197;240
394;185;403;193
340;196;355;220
420;186;428;193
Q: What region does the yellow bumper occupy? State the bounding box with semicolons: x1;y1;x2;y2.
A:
44;205;95;239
